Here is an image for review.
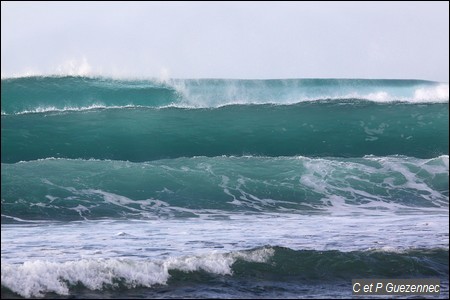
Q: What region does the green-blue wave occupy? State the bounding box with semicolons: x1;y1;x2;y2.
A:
2;102;448;163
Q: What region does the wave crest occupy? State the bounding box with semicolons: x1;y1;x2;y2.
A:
1;77;448;115
1;247;274;298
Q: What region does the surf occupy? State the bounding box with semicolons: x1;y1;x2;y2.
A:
1;246;447;298
2;155;448;222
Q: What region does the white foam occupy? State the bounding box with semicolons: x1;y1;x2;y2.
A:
335;85;448;103
413;84;449;102
167;81;449;108
1;57;101;79
1;259;167;297
1;248;274;298
10;104;145;115
0;214;53;223
55;57;93;77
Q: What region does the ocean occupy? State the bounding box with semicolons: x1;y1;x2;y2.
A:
1;76;448;298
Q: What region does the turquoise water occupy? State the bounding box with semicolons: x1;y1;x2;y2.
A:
2;155;448;221
1;76;448;298
2;102;448;163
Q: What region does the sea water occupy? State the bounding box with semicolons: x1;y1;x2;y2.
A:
1;77;448;298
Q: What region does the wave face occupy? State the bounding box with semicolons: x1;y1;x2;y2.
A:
1;76;448;299
2;101;448;163
1;155;448;221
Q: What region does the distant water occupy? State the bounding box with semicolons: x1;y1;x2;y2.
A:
1;76;448;298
